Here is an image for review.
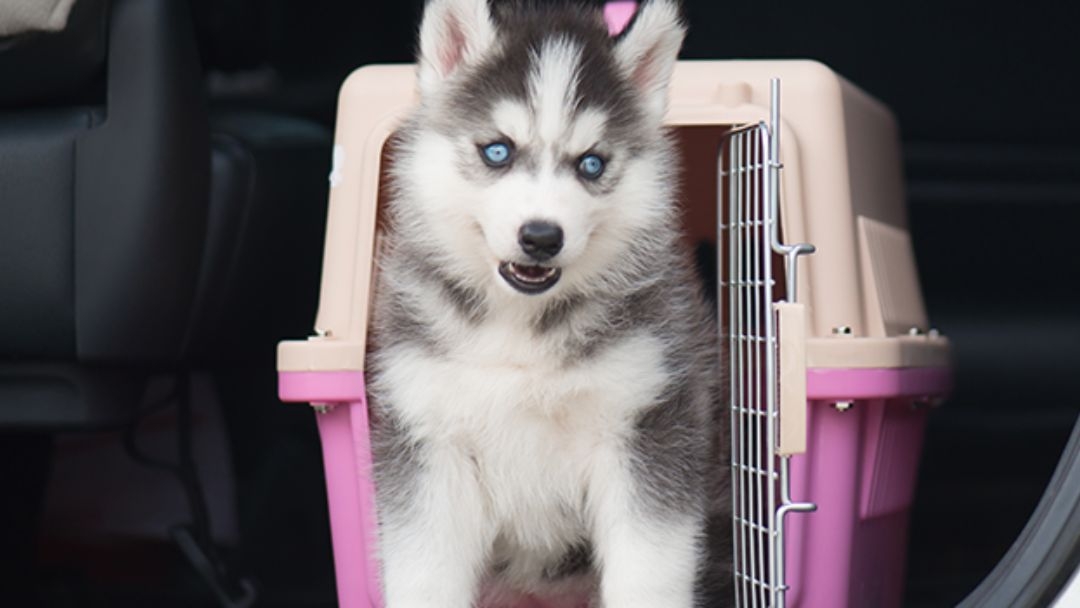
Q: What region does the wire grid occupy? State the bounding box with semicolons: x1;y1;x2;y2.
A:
722;120;781;608
720;80;816;608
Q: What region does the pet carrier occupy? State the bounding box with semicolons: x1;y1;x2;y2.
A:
276;56;951;608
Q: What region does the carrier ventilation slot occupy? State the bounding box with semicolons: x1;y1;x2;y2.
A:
721;79;817;608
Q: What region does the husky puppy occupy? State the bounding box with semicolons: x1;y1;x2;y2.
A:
368;1;731;606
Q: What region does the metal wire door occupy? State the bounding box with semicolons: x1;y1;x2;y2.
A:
720;79;816;608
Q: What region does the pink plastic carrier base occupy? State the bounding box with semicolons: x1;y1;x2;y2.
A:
783;368;949;608
806;367;952;401
280;372;383;607
279;366;948;608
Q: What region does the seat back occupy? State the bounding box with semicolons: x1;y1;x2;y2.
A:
0;0;209;428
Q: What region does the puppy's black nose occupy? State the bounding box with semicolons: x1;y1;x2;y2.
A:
518;221;563;261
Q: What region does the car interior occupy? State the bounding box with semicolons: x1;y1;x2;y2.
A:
1;0;1077;606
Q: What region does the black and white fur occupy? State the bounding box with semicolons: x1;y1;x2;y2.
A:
368;1;731;606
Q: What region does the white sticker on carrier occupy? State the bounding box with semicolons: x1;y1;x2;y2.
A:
328;144;345;188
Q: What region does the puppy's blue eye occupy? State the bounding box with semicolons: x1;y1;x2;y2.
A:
481;142;512;167
577;154;605;180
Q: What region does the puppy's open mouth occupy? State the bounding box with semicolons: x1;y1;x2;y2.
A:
498;261;561;294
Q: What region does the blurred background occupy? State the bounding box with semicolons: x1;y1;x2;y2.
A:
1;0;1077;606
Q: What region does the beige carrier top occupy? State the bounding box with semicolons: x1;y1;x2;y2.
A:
278;60;948;374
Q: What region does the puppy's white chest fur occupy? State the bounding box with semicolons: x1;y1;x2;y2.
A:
380;316;668;565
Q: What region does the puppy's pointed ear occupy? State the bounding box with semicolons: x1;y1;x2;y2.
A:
417;0;498;97
613;0;686;123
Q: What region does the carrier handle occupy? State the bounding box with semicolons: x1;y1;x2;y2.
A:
603;2;637;36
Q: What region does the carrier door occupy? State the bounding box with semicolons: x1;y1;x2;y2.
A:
722;79;816;608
